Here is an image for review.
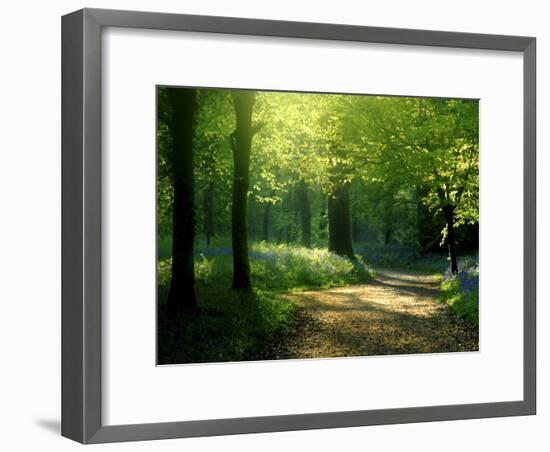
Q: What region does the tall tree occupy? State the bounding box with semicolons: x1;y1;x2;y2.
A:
351;96;479;272
318;96;358;259
441;201;458;273
230;91;257;290
414;100;479;273
328;181;354;258
262;195;272;242
202;181;214;247
319;197;328;240
296;180;312;248
166;88;197;312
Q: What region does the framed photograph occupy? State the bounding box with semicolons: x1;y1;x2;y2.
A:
62;8;536;444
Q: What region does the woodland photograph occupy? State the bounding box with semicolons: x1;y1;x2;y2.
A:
157;87;479;365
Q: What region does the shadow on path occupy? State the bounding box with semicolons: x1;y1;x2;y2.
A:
264;268;478;360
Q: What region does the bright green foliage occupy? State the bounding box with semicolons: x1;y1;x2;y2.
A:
157;87;479;362
158;88;479;259
351;97;479;245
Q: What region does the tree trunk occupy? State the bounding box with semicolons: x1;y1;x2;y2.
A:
384;226;392;245
351;218;358;242
262;202;271;242
328;182;355;258
296;181;312;248
166;88;197;313
319;197;327;240
203;182;214;247
230;91;255;290
443;204;459;274
381;190;394;245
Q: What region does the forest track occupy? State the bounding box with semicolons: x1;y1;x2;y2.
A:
264;269;478;359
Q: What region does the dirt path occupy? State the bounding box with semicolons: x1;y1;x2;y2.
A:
265;269;478;360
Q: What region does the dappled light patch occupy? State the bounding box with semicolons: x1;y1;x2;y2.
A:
157;242;373;364
274;269;478;359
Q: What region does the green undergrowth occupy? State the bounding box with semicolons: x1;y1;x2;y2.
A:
157;287;296;364
157;242;373;364
439;271;479;329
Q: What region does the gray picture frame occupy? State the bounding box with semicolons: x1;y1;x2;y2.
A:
62;8;536;444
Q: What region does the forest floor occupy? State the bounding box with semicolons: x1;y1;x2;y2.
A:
258;268;478;360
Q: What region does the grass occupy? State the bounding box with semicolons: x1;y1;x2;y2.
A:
157;242;373;364
439;260;479;328
158;288;297;364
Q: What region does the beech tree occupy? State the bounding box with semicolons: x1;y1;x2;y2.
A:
164;87;198;312
350;96;479;272
230;91;258;289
